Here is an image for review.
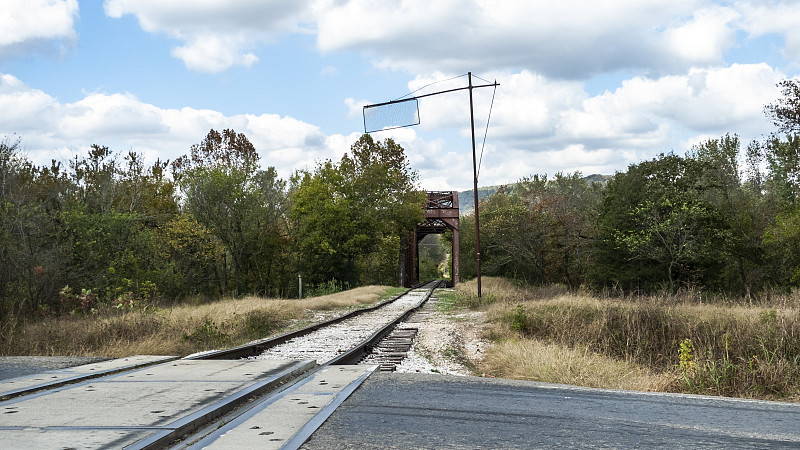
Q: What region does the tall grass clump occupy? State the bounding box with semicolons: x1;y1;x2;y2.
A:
456;277;800;401
304;280;350;298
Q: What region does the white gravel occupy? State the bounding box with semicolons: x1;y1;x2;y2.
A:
393;291;488;376
253;287;432;364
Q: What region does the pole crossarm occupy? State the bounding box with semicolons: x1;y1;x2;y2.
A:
363;82;500;111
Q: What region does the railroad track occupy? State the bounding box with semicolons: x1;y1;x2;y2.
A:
186;280;443;366
360;325;420;372
173;280;444;449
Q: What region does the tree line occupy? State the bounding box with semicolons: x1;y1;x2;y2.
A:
3;79;800;329
457;80;800;295
0;131;422;327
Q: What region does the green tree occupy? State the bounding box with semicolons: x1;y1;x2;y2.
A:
690;135;771;291
418;234;447;281
763;207;800;286
762;134;800;207
615;197;719;289
596;154;729;291
515;173;602;287
157;215;226;298
466;173;601;287
1;138;76;318
246;167;291;296
290;162;360;284
70;144;120;214
291;135;423;286
765;79;800;135
174;129;286;297
60;208;161;305
117;151;178;222
479;186;549;283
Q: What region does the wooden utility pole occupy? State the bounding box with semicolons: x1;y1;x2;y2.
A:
468;72;482;298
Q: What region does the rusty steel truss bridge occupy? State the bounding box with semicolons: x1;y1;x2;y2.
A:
400;191;460;287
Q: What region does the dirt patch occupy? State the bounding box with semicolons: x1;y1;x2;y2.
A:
394;292;489;376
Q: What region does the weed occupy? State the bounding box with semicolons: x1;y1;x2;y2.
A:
678;338;695;373
435;290;461;312
59;286;98;315
510;304;529;333
759;308;777;324
241;310;277;336
435;289;496;311
182;318;229;348
380;287;408;301
305;280;349;298
443;345;475;370
702;349;736;395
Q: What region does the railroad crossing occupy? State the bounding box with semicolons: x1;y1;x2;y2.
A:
3;282;800;448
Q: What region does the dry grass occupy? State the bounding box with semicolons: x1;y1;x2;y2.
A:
1;285;399;358
482;339;674;391
293;285;399;310
452;277;800;401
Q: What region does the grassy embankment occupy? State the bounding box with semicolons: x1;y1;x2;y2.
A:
1;286;406;358
444;277;800;402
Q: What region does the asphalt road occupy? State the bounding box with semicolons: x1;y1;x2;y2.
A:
302;373;800;449
0;356;108;381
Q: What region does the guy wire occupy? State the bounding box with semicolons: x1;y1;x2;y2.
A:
395;73;468;101
477;80;497;180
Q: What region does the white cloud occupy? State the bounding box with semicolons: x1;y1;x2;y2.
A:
0;74;58;131
0;0;78;58
103;0;312;73
0;73;347;179
98;0;799;82
99;0;757;77
170;35;259;73
384;64;781;188
344;98;369;119
665;6;739;64
1;57;783;191
60;93;168;138
594;64;780;136
737;0;800;62
315;0;738;78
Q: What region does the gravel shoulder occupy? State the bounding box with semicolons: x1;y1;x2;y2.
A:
394;289;488;376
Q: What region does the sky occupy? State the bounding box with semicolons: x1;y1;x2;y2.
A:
1;0;799;191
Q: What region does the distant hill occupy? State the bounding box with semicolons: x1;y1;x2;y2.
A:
583;173;613;185
456;174;611;214
456;185;504;214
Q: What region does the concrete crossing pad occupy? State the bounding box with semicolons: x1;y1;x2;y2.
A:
0;358;314;449
0;355;178;399
188;365;377;450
